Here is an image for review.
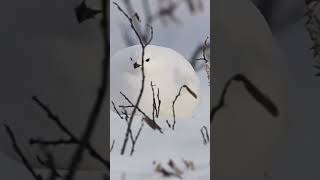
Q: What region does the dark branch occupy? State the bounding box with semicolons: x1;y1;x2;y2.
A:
3;124;43;180
119;92;162;132
130;119;144;156
114;1;157;155
156;88;161;118
112;101;124;119
171;85;197;130
64;0;110;178
211;74;279;123
196;36;209;63
110;139;115;153
36;146;61;180
30;138;76;146
32;96;109;169
32;96;74;138
166;120;171;128
151;81;158;120
200;126;210;145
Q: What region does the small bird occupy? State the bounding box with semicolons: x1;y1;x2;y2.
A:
110;45;200;123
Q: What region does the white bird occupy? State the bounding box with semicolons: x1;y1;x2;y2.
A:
213;0;289;178
110;45;200;120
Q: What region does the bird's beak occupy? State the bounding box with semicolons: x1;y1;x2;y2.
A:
133;62;141;69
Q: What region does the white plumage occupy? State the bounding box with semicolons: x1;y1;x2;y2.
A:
110;45;200;119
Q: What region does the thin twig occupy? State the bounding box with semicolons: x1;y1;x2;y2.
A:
121;0;198;45
130;119;145;155
171;85;197;130
196;36;209;63
112;101;124;119
211;74;279;123
3;124;43;180
36;146;61;180
114;1;155;155
64;0;110;178
190;41;210;71
110;139;115;152
30;138;77;146
120;92;162;132
32;96;74;138
166;120;171;128
200;126;210;145
196;36;210;84
156;88;161;117
32;96;109;169
151;81;158;120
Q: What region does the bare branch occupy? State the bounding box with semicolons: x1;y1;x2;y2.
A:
114;1;154;155
110;139;115;152
171;85;197;130
190;43;209;70
31;96;109;170
112;101;124;119
36;146;61;180
196;36;209;63
120;0;202;45
119;92;162;132
156;88;161;117
113;2;146;47
30;138;77;146
64;0;110;178
166;120;171;128
3;124;43;180
129;119;145;155
200;126;209;145
151;81;159;120
32;96;74;138
211;74;279;123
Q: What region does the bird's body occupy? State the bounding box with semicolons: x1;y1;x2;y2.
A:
110;45;200;119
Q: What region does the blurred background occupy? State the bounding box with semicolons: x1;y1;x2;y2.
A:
111;0;210;70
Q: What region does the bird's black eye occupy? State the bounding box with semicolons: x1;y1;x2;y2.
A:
145;58;150;62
